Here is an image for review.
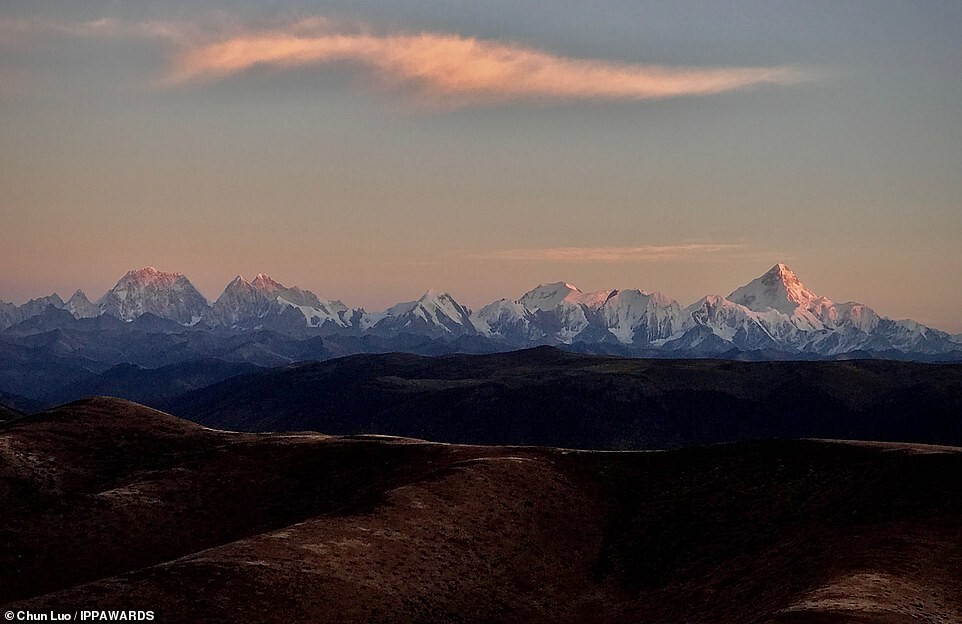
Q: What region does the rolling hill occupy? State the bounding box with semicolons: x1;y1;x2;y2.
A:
2;398;961;622
167;347;962;449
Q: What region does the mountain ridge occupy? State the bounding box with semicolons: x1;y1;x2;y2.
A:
164;348;962;449
2;264;960;359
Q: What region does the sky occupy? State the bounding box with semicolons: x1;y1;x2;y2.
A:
1;1;960;331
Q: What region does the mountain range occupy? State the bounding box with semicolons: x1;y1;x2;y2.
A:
2;263;959;360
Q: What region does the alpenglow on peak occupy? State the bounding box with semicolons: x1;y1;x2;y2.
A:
727;263;824;315
2;263;959;359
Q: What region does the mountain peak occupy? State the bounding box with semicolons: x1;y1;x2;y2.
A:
415;290;469;316
100;267;208;324
65;289;100;319
130;266;169;276
728;263;822;314
251;273;282;293
121;267;184;286
419;288;453;302
375;289;475;336
534;281;581;292
219;276;258;299
519;282;582;312
768;262;797;279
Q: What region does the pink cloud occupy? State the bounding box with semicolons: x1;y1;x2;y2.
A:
165;23;812;105
0;15;815;105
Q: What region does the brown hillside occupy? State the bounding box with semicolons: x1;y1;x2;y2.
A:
2;398;960;623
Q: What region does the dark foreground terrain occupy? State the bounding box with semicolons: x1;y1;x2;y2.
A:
2;397;961;623
168;347;962;449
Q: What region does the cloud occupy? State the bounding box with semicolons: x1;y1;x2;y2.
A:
0;15;217;46
163;20;812;105
474;243;750;263
0;15;815;105
63;18;203;43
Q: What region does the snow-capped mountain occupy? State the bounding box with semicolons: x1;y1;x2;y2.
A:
65;290;99;319
209;276;274;327
98;267;209;325
253;273;353;329
478;282;683;346
18;294;65;320
0;291;102;330
518;282;586;311
729;263;829;321
474;298;545;342
601;289;684;345
209;274;353;330
0;294;67;330
0;300;22;330
1;263;959;360
369;289;478;338
518;282;596;342
476;263;959;357
683;295;783;351
865;318;960;355
726;263;877;336
677;265;873;354
676;264;960;356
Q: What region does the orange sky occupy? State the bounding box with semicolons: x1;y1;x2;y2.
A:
0;3;960;332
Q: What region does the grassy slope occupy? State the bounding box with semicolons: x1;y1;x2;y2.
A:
168;348;962;449
2;398;961;622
